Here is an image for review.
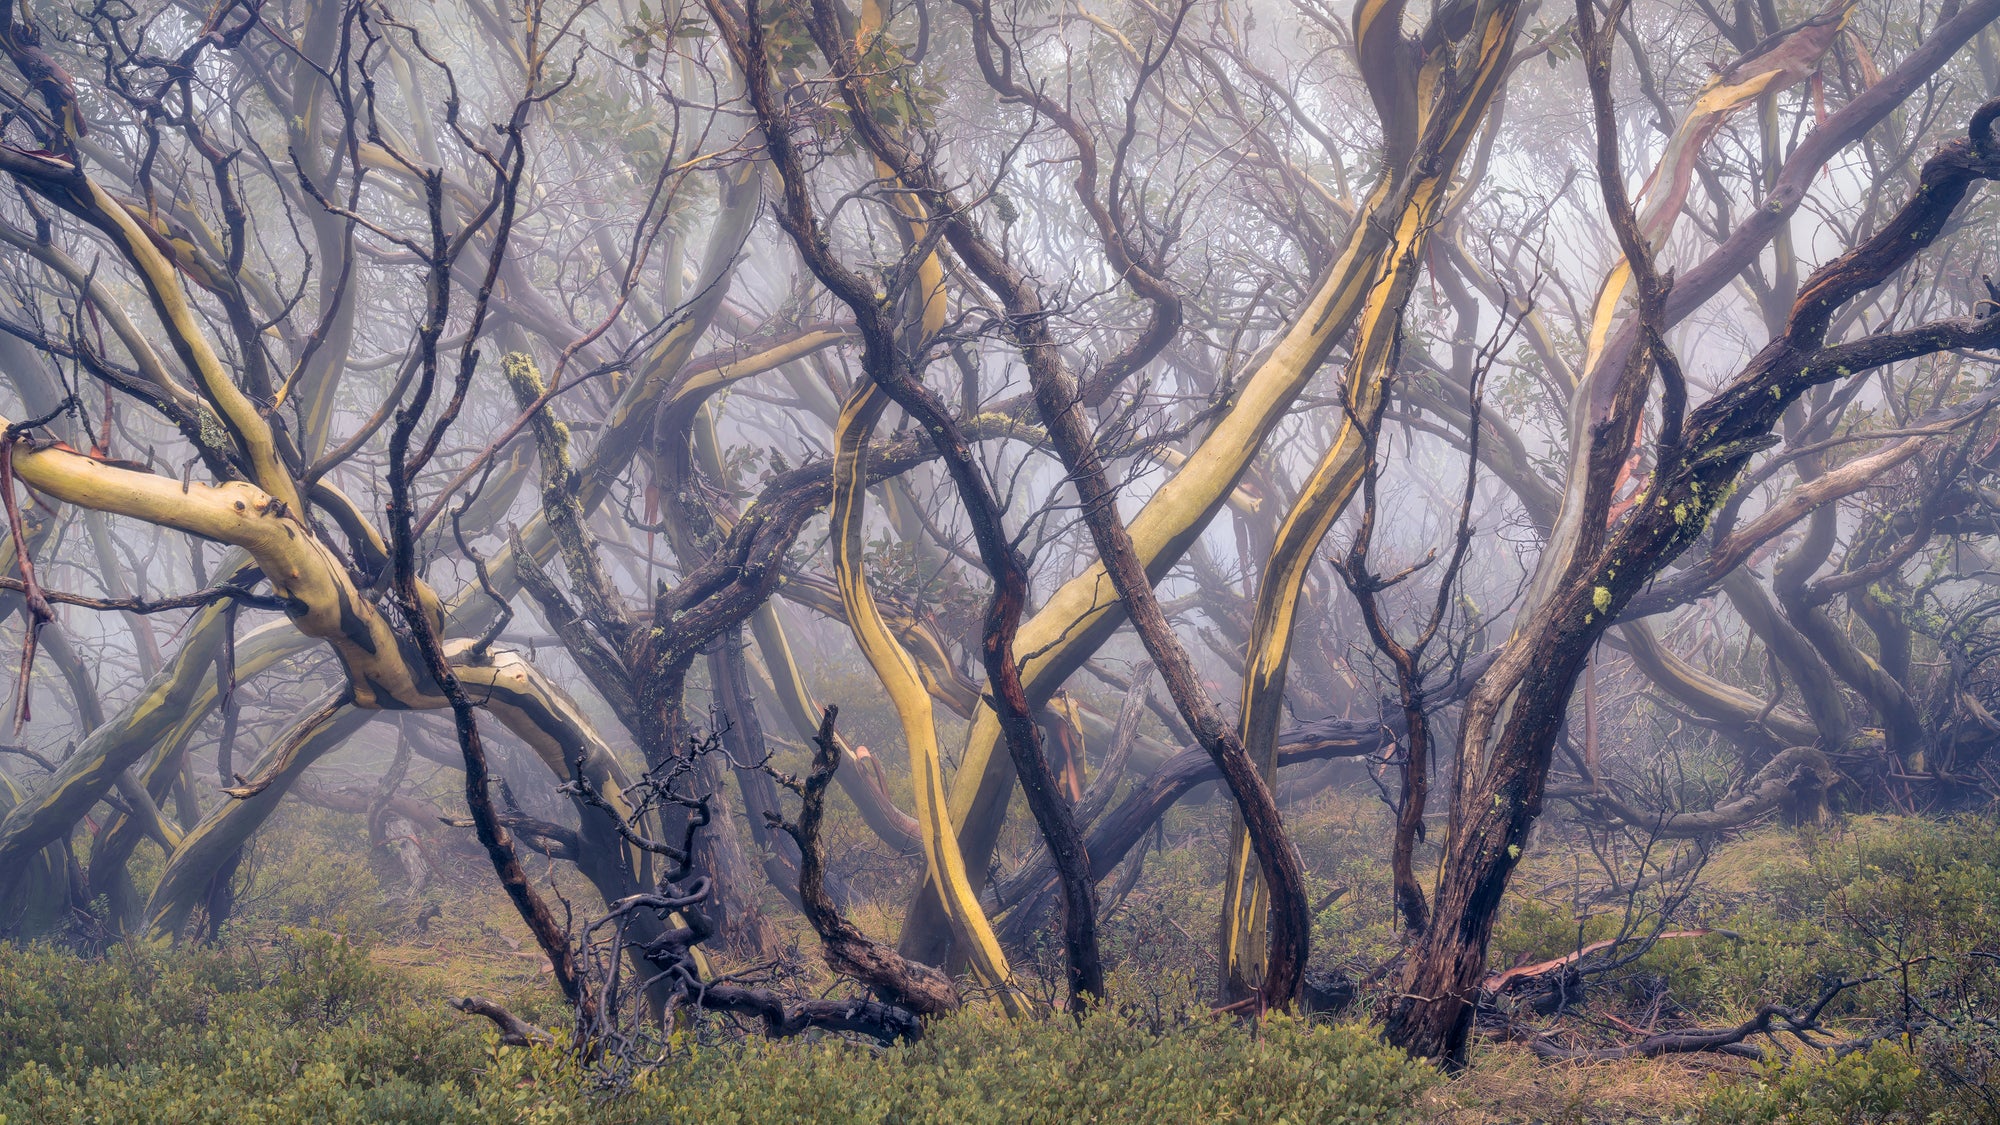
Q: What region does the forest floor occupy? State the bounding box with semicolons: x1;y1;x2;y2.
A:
338;889;1746;1120
1426;1046;1739;1123
346;902;1744;1122
4;799;1992;1122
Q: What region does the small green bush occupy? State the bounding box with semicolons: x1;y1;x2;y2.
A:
1693;1040;1993;1125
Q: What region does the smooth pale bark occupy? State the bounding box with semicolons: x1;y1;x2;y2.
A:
0;152;301;511
2;433;442;708
1222;0;1521;996
1523;4;1854;634
144;643;647;939
0;154;780;929
0;599;232;889
897;58;1475;960
831;384;1025;1011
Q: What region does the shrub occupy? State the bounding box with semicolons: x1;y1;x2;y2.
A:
591;1004;1435;1125
0;941;1434;1124
1693;1040;1998;1125
0;931;490;1124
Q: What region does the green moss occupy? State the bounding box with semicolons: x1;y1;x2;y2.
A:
196;404;232;455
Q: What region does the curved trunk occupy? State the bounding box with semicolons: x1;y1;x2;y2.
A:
1223;0;1521;997
828;385;1024;1009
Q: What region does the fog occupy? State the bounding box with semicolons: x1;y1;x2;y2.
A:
0;0;1997;1104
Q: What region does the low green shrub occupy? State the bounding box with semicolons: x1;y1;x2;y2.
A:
0;940;1434;1124
0;929;489;1124
608;1003;1431;1124
1482;817;2000;1026
1694;1039;1999;1125
1689;816;2000;1021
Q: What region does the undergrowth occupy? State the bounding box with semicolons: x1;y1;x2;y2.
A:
0;936;1432;1124
4;796;1997;1123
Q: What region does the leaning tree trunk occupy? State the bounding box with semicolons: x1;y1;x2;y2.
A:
1383;90;2000;1065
